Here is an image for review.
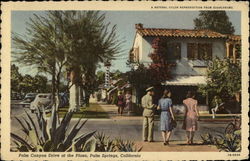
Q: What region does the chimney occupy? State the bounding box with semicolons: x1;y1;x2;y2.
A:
135;23;143;29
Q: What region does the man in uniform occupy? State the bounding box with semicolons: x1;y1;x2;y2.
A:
141;87;156;142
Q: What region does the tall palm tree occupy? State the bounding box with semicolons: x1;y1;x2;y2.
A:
59;11;123;110
13;11;123;112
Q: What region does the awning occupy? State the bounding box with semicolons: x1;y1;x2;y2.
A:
120;83;132;89
107;86;118;94
163;76;207;86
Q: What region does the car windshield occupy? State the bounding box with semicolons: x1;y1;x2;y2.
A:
38;95;51;98
26;93;36;97
22;97;35;103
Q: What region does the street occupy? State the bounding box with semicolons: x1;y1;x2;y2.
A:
10;102;227;151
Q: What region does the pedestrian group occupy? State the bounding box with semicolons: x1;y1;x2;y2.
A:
116;86;200;145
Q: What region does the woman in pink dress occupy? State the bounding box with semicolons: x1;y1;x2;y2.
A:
125;91;132;113
182;91;200;145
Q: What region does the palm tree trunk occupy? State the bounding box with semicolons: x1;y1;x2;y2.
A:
69;68;80;112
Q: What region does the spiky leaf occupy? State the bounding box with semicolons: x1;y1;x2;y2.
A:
74;131;96;152
11;133;34;151
29;129;38;147
82;138;96;152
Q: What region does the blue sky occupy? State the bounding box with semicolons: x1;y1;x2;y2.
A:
11;11;241;75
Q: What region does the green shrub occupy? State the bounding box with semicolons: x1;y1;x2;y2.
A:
200;129;241;152
11;106;96;152
95;132;116;152
115;138;142;152
95;133;142;152
200;133;215;145
214;130;241;152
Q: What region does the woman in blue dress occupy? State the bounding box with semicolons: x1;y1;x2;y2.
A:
157;89;175;145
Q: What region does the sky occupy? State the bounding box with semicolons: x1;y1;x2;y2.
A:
11;11;241;75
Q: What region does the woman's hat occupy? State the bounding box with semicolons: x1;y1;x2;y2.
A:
146;86;154;92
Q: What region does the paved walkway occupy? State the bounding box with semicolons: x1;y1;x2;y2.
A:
90;96;141;119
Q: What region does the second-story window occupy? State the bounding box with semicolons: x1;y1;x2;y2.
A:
187;43;212;60
166;42;181;60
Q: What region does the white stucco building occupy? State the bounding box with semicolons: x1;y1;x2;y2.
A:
130;24;240;113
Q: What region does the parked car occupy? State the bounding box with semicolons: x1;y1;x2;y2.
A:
18;93;37;108
30;93;68;113
23;93;37;100
30;93;53;113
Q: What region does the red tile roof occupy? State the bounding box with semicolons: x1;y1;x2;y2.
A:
137;28;228;39
227;35;241;42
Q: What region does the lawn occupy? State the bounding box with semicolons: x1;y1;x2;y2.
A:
46;103;109;118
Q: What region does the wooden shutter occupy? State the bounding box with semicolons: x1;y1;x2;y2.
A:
207;43;212;59
187;43;197;60
198;43;212;60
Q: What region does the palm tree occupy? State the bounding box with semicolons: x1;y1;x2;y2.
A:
12;11;123;112
59;11;123;111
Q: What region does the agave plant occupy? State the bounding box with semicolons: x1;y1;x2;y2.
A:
11;105;96;152
115;138;142;152
95;132;116;152
95;133;142;152
214;130;241;152
200;133;215;145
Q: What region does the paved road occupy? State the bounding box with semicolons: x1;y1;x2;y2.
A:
10;99;232;152
10;104;228;152
11;106;227;142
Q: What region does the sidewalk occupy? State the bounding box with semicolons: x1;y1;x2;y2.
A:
93;100;238;122
96;103;143;120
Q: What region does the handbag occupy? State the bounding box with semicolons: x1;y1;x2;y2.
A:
171;119;177;129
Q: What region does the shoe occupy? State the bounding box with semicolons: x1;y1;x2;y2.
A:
143;140;148;142
148;140;154;142
163;142;169;146
163;141;169;145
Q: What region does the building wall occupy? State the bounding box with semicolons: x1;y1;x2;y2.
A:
132;33;143;62
135;35;226;76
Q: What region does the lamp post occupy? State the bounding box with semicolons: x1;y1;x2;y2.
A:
102;61;111;103
104;61;111;89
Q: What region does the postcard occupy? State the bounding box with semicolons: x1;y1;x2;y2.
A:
1;1;249;160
